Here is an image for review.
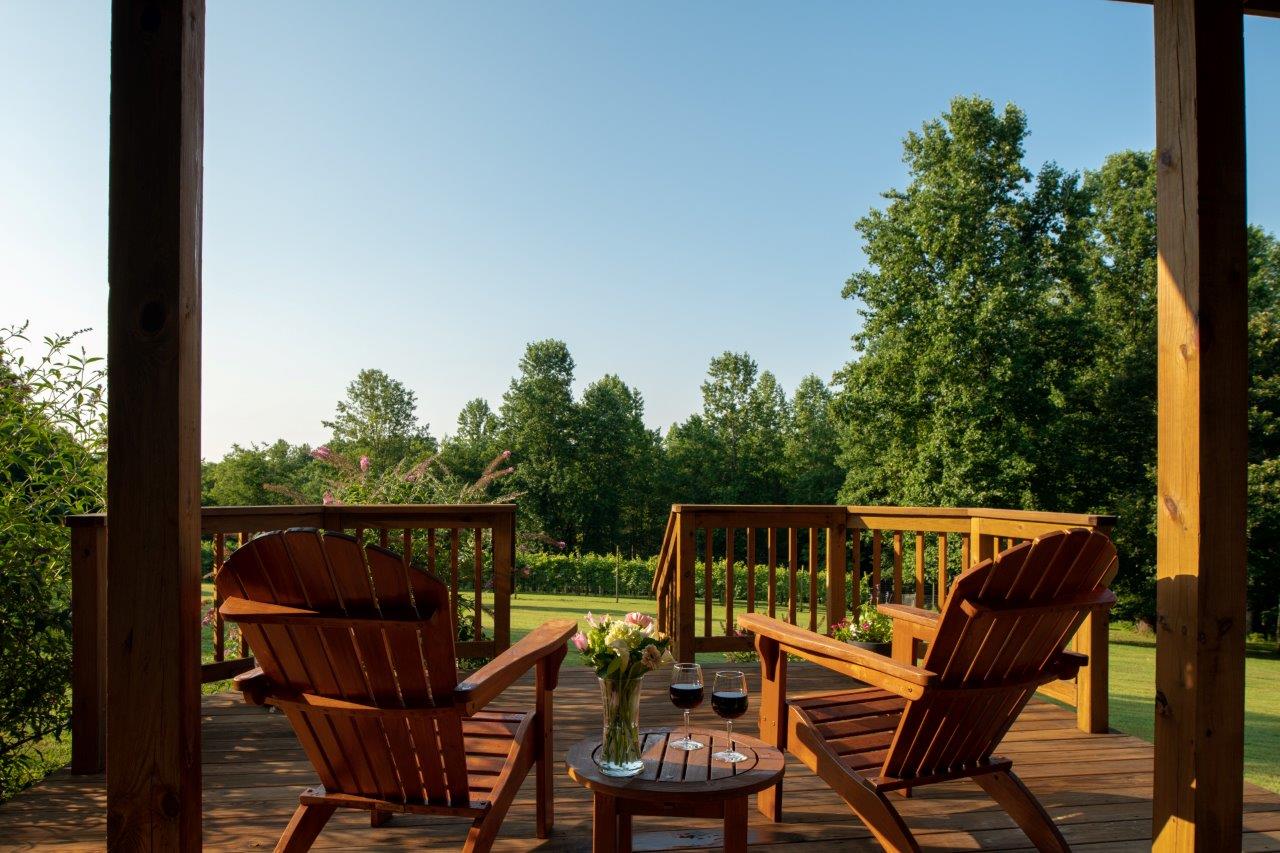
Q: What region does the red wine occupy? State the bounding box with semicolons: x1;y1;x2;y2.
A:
669;683;704;709
711;690;748;719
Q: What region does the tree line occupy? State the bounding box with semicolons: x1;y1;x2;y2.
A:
193;94;1280;630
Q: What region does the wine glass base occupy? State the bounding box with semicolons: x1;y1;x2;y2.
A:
669;737;704;751
712;749;748;764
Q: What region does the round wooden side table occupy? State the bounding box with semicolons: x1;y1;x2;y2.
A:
566;727;785;853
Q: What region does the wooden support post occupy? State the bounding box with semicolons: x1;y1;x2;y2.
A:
1152;1;1248;848
106;0;205;847
969;517;995;567
675;512;697;662
70;520;107;773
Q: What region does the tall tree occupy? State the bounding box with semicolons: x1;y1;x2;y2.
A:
322;368;435;470
201;440;319;506
438;398;503;484
833;96;1091;512
499;340;582;546
784;375;842;504
577;375;665;554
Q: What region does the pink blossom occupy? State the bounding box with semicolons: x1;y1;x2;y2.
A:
571;631;589;652
624;612;653;629
501;449;512;459
501;467;515;475
556;540;566;550
310;445;333;461
359;455;371;473
323;491;336;506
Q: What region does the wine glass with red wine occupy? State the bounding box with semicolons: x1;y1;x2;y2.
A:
669;663;704;750
711;670;749;763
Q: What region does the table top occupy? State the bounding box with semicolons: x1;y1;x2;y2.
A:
565;728;785;802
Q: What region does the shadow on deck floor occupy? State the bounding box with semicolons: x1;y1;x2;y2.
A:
2;663;1279;851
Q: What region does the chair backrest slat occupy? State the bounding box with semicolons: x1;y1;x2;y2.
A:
882;529;1117;781
218;529;470;807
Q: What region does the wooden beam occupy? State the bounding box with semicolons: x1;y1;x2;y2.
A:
1113;0;1280;19
106;0;205;848
1153;0;1248;849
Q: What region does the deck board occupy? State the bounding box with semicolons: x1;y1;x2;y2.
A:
2;663;1278;851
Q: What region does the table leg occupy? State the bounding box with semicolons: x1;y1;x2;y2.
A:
724;796;747;853
618;811;632;853
593;793;617;853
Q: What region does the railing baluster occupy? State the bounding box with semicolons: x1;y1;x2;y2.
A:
725;527;735;635
851;529;862;614
401;528;412;567
788;527;799;625
892;530;904;604
872;530;883;601
767;528;777;618
473;528;484;639
745;526;756;614
703;527;714;638
379;528;390;549
915;531;926;607
938;532;949;609
238;532;250;657
213;533;225;663
450;529;460;631
807;527;819;632
962;532;972;570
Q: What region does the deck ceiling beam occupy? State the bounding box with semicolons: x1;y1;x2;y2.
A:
1115;0;1280;19
106;0;205;848
1152;0;1249;849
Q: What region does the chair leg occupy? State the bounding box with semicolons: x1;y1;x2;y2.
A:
370;808;392;827
274;803;336;853
535;709;553;838
974;770;1070;853
791;724;920;853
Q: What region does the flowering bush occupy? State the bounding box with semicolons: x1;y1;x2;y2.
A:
831;603;893;644
572;612;672;680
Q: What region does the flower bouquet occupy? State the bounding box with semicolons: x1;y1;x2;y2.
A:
572;612;672;776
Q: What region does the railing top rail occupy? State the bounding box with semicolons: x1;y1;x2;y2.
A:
668;504;1115;528
66;503;518;529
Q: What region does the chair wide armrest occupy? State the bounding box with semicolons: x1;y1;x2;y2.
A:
455;619;577;715
876;603;940;634
738;613;934;700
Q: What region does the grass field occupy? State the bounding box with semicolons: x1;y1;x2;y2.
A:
195;587;1280;793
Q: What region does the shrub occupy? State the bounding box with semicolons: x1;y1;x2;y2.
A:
0;325;105;798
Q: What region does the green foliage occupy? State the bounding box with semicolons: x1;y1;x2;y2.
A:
322;368;436;471
438;398;503;485
831;577;893;644
834;96;1280;624
0;325;104;798
202;440;320;506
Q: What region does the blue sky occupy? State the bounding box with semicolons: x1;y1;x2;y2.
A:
3;2;1279;458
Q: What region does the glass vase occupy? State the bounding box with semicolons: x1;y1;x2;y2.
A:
598;675;644;776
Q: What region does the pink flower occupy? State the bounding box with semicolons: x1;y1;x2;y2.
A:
556;540;566;550
322;491;336;506
310;445;333;461
520;566;531;577
501;467;515;475
624;612;653;629
359;455;371;473
501;449;512;459
571;631;589;652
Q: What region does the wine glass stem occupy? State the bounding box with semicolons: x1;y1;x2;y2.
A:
726;719;733;750
684;709;691;742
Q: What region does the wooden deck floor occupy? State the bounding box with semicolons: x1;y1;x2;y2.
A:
2;663;1278;851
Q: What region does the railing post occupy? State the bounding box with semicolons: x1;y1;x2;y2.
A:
674;511;697;662
969;516;995;566
492;512;514;653
1074;608;1109;734
825;521;846;631
70;519;107;773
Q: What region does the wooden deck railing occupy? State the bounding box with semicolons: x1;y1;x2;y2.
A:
652;504;1116;734
65;503;516;772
